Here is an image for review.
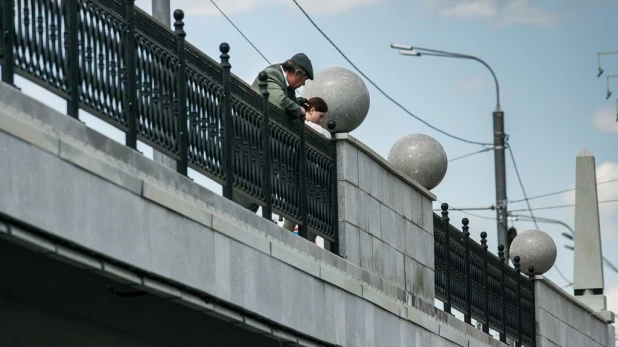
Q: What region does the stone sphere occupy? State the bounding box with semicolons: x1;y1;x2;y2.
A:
301;67;370;133
387;134;448;190
509;229;557;275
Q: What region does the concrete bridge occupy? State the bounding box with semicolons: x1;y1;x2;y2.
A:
0;2;615;343
0;78;508;346
1;76;615;347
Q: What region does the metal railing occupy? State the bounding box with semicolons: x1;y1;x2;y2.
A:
0;0;339;250
434;203;536;347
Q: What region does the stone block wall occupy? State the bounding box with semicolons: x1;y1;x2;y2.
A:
535;278;615;347
336;134;437;303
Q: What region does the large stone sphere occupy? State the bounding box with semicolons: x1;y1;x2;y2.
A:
301;67;370;133
387;134;448;190
510;229;557;275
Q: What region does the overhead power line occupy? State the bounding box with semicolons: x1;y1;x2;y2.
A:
509;198;618;212
448;147;495;163
209;0;302;96
509;177;618;204
209;0;271;65
437;198;618;214
290;0;492;147
507;143;538;229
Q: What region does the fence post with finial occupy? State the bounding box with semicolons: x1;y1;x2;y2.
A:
463;218;471;324
498;244;507;343
298;110;309;239
442;203;452;314
481;231;490;333
327;120;339;255
514;255;522;347
258;71;272;220
124;0;138;149
173;10;188;175
1;0;15;85
220;42;234;200
67;0;80;119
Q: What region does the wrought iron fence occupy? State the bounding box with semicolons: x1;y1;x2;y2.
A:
0;0;338;250
434;203;536;347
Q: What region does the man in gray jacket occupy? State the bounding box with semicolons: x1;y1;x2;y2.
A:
234;53;315;214
251;53;314;119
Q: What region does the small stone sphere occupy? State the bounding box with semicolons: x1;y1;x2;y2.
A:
387;134;448;190
509;229;557;275
301;67;370;133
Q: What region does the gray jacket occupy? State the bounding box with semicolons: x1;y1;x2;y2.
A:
252;64;305;118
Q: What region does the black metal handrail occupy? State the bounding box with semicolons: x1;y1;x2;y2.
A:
0;0;338;250
434;204;536;347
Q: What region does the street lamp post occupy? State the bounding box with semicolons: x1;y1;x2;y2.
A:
152;0;171;26
597;51;618;78
391;44;511;260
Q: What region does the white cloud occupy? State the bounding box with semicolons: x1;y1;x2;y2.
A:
562;161;618;239
439;0;497;18
431;0;557;26
592;105;618;134
136;0;383;17
502;0;557;25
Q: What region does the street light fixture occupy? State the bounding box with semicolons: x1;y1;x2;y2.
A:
597;51;618;78
391;42;510;258
606;75;618;100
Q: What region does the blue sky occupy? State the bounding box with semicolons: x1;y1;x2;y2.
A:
10;0;618;317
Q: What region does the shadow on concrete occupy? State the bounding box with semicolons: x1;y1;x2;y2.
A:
0;238;283;347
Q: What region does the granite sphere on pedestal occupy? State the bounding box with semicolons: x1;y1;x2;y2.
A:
387;134;448;190
301;67;370;133
509;229;557;275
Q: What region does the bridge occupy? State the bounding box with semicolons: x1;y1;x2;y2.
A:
0;0;615;346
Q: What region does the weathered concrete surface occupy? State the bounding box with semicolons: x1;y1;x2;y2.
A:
0;81;504;347
0;238;283;347
535;276;614;347
336;136;436;304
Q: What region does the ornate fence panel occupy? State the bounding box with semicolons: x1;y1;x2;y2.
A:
434;205;536;347
0;0;338;249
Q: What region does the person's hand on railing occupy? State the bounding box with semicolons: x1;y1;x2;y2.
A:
299;106;307;121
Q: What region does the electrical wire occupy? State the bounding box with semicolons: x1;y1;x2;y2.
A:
553;266;573;287
210;0;302;96
434;201;497;220
290;0;492;147
448;147;495;163
513;214;618;276
209;0;271;65
509;177;618;204
456;210;498;220
509;199;618;212
507;142;538;229
436;202;574;285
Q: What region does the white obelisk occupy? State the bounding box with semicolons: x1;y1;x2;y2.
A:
573;149;605;310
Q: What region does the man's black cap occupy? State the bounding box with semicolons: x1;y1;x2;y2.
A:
290;53;314;80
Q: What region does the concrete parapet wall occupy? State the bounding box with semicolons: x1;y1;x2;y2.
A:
535;277;615;347
336;134;436;303
0;81;504;346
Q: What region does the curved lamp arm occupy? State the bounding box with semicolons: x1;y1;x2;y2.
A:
392;44;501;112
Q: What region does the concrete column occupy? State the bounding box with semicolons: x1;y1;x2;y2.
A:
151;1;176;170
573;148;606;311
